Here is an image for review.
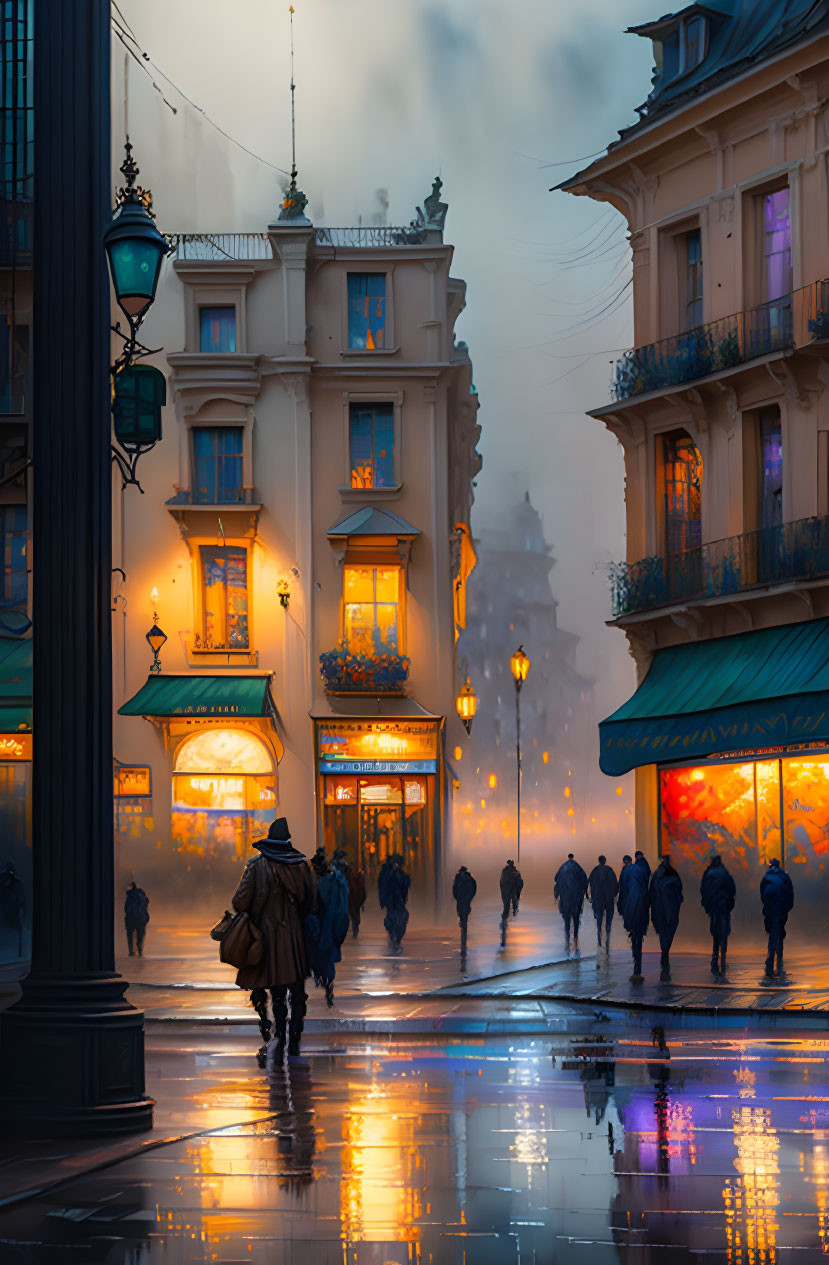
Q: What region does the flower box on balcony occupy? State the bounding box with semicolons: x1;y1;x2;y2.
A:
319;644;410;694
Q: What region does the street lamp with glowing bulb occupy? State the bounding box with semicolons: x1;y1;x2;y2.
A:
456;677;477;736
146;587;167;676
509;645;530;862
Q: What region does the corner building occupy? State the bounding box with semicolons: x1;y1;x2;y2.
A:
563;2;829;932
113;185;480;907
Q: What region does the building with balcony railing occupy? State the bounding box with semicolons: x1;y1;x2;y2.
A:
112;175;481;901
561;0;829;929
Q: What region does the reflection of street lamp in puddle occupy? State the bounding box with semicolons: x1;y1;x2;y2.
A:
340;1077;423;1248
723;1073;780;1265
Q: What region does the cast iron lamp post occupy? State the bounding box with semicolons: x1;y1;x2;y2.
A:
456;676;477;736
146;588;167;674
509;645;530;863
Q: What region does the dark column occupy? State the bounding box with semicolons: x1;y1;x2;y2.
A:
0;0;153;1133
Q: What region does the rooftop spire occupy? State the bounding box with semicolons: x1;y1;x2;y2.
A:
278;4;310;223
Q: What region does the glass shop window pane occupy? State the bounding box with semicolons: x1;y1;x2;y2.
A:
193;427;244;503
347;274;385;350
199;544;249;650
199;306;237;353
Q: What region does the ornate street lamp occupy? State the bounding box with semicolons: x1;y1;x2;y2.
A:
456;677;477;736
509;645;530;862
146;588;167;675
105;139;170;492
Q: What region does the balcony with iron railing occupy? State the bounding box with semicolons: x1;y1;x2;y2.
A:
167;225;429;262
610;515;829;619
610;279;829;403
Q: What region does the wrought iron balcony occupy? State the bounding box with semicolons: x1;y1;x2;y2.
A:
167;233;273;261
611;278;829;402
320;643;410;694
610;515;829;618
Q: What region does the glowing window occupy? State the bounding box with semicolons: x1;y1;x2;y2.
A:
174;729;273;774
343;565;401;655
199;544;249;650
349;403;394;488
347;273;385;350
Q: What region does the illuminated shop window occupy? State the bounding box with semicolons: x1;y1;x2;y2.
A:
347;273;385;350
199;544;249;650
349;403;394;488
172;728;276;861
174;729;272;775
343;565;401;655
193;427;244;504
199;305;236;353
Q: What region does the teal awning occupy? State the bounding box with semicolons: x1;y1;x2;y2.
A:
0;636;32;733
118;674;276;719
600;619;829;776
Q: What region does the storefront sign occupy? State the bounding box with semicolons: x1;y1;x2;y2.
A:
114;764;151;797
320;759;436;775
318;720;438;763
0;733;31;761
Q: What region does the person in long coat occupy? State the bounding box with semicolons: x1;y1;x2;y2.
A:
378;853;410;952
452;864;477;955
232;817;318;1065
334;849;368;939
618;853;650;982
499;859;523;920
554;853;589;946
649;857;683;980
588;855;618;950
760;857;794;980
700;852;736;978
307;850;350;1007
124;880;150;957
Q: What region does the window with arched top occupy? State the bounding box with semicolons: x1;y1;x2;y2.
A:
171;729;277;861
174;728;273;774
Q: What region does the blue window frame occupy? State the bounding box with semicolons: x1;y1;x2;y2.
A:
199;306;237;353
349;403;394;488
0;505;26;608
193;427;244;503
347;274;385;350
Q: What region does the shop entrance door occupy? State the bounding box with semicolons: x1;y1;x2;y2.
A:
323;773;433;889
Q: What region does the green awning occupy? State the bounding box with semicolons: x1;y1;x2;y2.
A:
600;619;829;776
118;674;276;719
0;636;32;733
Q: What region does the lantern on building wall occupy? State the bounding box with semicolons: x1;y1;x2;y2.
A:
456;677;477;735
112;363;165;452
104;141;169;326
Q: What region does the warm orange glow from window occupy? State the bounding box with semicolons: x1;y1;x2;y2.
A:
175;729;272;774
488;772;497;789
343;565;401;655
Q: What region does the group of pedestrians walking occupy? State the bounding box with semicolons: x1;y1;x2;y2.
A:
551;848;795;985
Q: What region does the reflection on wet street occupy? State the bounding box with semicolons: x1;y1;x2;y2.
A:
7;1028;829;1261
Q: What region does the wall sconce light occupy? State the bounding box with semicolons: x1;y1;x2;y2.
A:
146;587;167;675
456;676;477;736
277;578;291;609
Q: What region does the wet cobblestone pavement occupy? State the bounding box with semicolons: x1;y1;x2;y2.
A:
4;1024;829;1262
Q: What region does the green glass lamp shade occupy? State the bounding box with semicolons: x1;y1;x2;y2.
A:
112;364;166;451
104;201;169;319
146;622;167;655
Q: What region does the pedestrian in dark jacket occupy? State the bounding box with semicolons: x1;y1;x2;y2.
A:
634;850;651;878
760;857;794;980
700;853;736;977
231;817;318;1066
333;848;367;938
554;853;589;946
588;855;618;949
500;859;523;920
0;860;25;959
378;854;410;953
649;857;683;980
618;854;650;982
305;851;349;1008
452;865;477;955
124;880;150;957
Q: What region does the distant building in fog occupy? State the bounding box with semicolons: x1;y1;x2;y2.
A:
456;492;590;846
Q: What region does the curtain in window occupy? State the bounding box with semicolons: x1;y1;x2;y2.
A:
347;275;385;350
763;190;791;303
199;307;237;354
349;404;394;488
193;428;243;503
199;545;249;649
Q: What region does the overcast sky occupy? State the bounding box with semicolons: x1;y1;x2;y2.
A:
115;0;661;831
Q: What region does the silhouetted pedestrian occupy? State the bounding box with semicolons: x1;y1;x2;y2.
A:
618;853;649;982
700;853;735;977
452;865;477;956
554;853;589;947
649;857;683;981
124;880;149;957
634;850;651;878
760;857;794;980
500;859;523;920
306;850;349;1007
378;853;410;953
333;849;367;938
588;855;618;950
231;817;318;1066
0;859;25;959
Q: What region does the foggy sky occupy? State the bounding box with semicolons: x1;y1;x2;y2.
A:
116;0;661;842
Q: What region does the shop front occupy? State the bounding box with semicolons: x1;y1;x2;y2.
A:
312;701;443;891
601;620;829;933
